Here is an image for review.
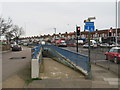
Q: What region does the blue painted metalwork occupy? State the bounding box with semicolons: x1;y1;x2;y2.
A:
32;45;42;59
42;45;90;74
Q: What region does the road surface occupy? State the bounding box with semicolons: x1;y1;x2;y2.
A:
2;46;31;88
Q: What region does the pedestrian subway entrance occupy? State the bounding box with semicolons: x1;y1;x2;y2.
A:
31;45;91;79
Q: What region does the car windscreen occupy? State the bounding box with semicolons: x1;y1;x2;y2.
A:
113;49;120;53
118;49;120;53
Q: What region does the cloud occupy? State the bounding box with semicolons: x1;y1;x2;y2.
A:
2;2;116;36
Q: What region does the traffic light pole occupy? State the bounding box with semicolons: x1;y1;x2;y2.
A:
76;25;80;53
76;36;78;53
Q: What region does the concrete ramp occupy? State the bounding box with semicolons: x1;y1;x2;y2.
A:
40;58;84;79
42;45;91;77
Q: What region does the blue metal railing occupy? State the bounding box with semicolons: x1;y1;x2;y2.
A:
42;45;90;74
32;45;42;59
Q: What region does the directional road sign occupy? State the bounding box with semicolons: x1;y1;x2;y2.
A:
84;25;95;32
84;22;95;32
85;22;94;26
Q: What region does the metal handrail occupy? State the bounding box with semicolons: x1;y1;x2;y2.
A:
42;45;90;76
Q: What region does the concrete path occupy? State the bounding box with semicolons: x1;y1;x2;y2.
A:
27;58;119;88
91;64;119;88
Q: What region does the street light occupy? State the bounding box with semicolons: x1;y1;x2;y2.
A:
115;0;118;46
53;28;56;45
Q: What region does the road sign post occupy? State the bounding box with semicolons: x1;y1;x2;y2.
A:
84;21;95;79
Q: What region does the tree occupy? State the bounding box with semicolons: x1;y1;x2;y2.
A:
0;17;13;36
0;17;24;44
11;25;24;43
5;31;14;44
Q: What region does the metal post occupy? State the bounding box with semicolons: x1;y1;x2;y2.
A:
76;25;78;53
76;36;78;53
54;28;56;45
88;31;92;79
88;31;91;65
115;0;118;46
84;17;96;79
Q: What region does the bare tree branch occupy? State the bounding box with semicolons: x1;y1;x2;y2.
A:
0;17;13;36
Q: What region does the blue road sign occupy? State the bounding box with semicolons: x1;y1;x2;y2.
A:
84;25;95;32
84;22;95;32
85;22;94;26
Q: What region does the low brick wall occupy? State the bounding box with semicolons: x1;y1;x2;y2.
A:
2;45;11;51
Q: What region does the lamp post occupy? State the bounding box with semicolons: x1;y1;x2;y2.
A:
115;0;118;46
53;28;56;45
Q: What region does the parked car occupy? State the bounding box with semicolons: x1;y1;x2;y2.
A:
83;43;89;48
10;42;17;48
83;43;97;48
11;44;22;51
105;47;120;64
67;43;76;46
78;40;84;44
99;43;110;48
58;42;67;47
23;42;28;46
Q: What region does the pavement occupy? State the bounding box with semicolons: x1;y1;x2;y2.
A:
91;64;119;88
27;58;120;88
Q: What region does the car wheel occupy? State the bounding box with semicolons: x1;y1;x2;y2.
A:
114;57;118;64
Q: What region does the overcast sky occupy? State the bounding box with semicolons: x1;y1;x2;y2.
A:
0;1;118;37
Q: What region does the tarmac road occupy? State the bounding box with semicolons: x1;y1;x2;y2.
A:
2;46;31;88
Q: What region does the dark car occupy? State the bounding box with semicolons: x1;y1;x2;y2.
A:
11;44;22;51
105;47;120;64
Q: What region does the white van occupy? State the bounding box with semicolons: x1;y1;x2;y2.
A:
90;40;96;44
83;40;97;48
90;40;97;48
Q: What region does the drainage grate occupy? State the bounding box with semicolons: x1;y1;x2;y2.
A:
10;57;26;59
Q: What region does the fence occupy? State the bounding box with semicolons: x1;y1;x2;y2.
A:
42;45;90;76
31;45;42;78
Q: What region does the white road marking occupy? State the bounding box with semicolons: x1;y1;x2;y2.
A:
94;60;108;62
104;78;120;85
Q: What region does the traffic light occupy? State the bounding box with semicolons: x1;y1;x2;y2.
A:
76;26;80;36
108;30;112;36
